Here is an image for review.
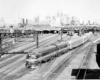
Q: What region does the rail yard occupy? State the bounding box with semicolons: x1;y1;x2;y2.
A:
1;0;100;80
0;26;100;80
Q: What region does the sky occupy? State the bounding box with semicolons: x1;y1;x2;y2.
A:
0;0;100;24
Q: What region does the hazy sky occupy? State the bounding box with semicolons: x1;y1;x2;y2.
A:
0;0;100;24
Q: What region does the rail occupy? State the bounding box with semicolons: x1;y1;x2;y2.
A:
72;43;96;79
0;34;65;80
43;42;91;80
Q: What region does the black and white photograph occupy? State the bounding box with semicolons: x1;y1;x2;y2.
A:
0;0;100;80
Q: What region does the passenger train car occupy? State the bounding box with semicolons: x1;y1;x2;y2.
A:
25;32;93;69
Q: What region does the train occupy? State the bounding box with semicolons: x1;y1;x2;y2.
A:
25;32;93;69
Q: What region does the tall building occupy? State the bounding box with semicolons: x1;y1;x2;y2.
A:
61;14;69;25
26;19;28;25
88;20;90;25
34;16;40;24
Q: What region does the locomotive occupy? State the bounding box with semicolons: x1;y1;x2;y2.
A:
25;32;93;69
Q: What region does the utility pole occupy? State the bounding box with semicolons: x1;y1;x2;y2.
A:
60;28;63;41
0;33;2;57
36;31;39;48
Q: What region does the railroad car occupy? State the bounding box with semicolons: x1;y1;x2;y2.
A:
25;41;70;68
27;47;70;68
26;41;69;59
26;45;58;59
67;38;83;49
80;32;92;44
81;34;88;44
25;32;93;69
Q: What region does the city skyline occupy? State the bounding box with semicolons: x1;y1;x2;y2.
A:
0;0;100;24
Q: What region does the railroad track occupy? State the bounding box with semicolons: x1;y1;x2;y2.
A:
1;34;97;80
43;41;91;80
6;35;71;80
9;35;72;80
2;34;52;52
0;34;61;65
75;44;95;79
44;35;99;80
0;35;59;80
21;34;99;80
0;34;53;62
0;34;70;80
0;34;58;60
2;38;14;43
0;34;60;67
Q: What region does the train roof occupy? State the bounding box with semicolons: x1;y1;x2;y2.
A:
28;45;56;55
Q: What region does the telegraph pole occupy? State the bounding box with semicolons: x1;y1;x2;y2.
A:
36;31;39;48
60;28;63;41
0;33;2;57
